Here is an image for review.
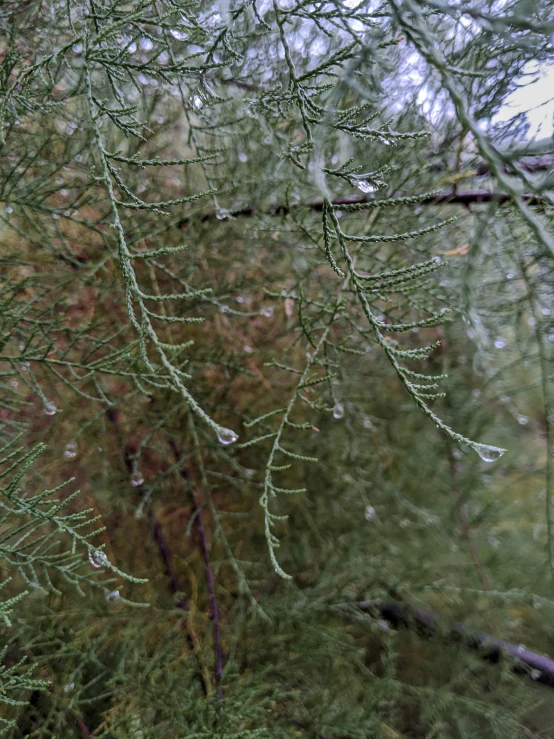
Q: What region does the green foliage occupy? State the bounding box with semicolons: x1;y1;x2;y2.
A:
1;0;554;735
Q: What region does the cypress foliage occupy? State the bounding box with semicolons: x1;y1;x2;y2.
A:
1;0;554;735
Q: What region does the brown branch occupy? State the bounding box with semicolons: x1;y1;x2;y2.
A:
104;408;210;695
362;601;554;687
170;439;224;700
178;190;545;229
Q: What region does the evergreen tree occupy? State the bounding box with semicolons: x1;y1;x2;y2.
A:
1;0;554;735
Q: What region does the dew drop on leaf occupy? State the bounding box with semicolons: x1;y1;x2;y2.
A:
217;427;238;445
473;443;506;463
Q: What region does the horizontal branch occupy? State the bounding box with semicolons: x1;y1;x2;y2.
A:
364;600;554;688
178;190;545;229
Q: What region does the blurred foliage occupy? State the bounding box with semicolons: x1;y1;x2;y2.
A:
1;0;554;736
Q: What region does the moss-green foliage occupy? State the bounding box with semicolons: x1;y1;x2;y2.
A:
1;0;554;735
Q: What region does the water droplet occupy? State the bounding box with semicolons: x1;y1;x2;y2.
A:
473;443;506;463
5;206;13;214
549;334;554;342
354;180;376;194
363;418;373;429
19;361;30;371
507;272;514;279
400;518;410;528
219;304;229;313
10;380;17;388
528;316;536;328
139;37;153;50
238;152;248;162
217;427;238;445
170;28;188;40
192;94;203;109
531;669;541;680
333;402;345;419
494;338;506;349
243;345;254;353
365;505;376;521
260;306;274;318
64;683;75;692
472;389;481;398
517;644;526;654
64;441;77;459
130;471;144;487
106;590;120;602
518;416;528;426
44;401;57;416
542;307;551;316
88;550;108;569
215;207;230;219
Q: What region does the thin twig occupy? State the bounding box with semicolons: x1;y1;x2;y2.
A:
170;439;224;701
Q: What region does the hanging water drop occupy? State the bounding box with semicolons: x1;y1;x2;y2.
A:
365;505;376;521
130;471;144;487
63;683;75;692
217;427;238;445
64;441;77;459
531;669;541;680
333;402;345;419
473;443;506;463
106;590;120;602
518;416;528;426
44;401;57;416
